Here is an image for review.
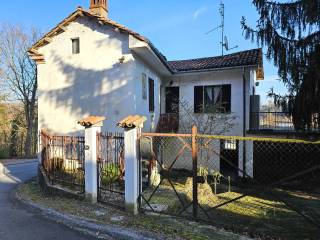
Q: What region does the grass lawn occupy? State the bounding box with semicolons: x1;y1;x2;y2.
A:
18;179;252;240
141;177;320;240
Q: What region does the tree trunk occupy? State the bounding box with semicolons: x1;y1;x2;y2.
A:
24;121;33;158
24;101;36;158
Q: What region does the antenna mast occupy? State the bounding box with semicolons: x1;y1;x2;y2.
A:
220;2;225;56
206;1;238;56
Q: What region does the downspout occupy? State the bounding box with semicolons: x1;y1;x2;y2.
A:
242;67;247;177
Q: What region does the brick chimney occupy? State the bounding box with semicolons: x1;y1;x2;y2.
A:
89;0;108;18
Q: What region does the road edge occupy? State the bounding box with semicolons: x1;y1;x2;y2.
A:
0;159;38;175
14;185;164;240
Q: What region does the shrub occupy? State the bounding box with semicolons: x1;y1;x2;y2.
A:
101;164;121;186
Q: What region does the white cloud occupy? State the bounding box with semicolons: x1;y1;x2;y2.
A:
193;6;208;20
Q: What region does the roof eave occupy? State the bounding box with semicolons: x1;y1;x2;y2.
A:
172;64;260;75
147;42;174;74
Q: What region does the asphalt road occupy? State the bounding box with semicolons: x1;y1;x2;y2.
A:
0;161;98;240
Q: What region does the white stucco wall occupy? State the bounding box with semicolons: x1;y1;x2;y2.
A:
160;68;256;177
162;68;256;136
37;16;162;135
131;55;162;132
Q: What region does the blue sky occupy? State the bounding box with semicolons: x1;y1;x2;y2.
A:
0;0;288;104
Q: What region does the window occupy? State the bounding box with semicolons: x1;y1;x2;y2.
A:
142;73;147;100
148;78;155;112
72;38;80;54
223;140;237;150
194;84;231;113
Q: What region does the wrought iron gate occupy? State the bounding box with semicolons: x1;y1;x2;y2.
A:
97;132;125;208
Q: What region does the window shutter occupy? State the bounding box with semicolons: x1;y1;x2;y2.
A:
142;73;147;100
148;78;155;112
222;85;231;113
194;86;203;113
72;38;80;54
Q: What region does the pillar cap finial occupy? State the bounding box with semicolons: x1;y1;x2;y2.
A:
117;115;147;129
78;116;106;128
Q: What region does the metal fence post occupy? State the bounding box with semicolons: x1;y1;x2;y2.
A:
192;125;198;219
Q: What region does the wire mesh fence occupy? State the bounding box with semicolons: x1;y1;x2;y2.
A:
140;133;193;217
139;129;320;239
40;131;85;193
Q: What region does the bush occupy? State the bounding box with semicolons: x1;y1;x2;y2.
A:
101;164;121;186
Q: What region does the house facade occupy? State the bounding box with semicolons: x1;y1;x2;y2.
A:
29;0;263;137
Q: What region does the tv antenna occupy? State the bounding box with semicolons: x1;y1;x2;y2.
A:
206;2;238;56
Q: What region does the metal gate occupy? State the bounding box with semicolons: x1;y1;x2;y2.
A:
97;132;125;208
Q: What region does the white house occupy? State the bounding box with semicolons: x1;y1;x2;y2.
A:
29;0;264;137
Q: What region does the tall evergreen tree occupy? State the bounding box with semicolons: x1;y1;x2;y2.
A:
241;0;320;131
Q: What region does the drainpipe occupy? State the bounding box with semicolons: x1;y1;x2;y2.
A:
242;67;247;177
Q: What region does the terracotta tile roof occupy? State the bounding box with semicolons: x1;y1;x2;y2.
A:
78;116;106;127
117;115;147;129
168;49;262;73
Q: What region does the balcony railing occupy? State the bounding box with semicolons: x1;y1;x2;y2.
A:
250;112;295;132
250;112;320;133
158;112;319;134
156;113;179;133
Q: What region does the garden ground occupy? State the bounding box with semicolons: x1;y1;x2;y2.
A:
141;175;320;240
17;178;253;240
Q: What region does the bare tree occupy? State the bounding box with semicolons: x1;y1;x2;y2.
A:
0;24;40;157
178;99;237;135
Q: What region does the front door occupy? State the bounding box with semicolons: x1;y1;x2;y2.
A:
165;87;180;114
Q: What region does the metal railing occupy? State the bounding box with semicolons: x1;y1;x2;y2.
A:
156;113;179;133
40;130;85;193
250;112;295;132
250;111;320;133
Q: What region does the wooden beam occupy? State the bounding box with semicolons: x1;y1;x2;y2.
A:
30;55;45;61
44;37;52;43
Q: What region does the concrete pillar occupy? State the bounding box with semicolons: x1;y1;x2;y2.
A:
238;141;244;177
211;139;220;172
238;140;254;178
124;127;140;215
78;116;105;204
117;115;146;215
245;141;254;178
84;125;101;203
